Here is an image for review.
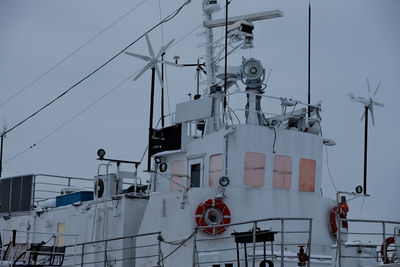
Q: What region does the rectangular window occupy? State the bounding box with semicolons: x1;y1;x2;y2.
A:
56;222;65;246
170;160;185;191
244;152;265;187
299;158;316;192
209;154;223;187
273;155;292;189
190;163;201;187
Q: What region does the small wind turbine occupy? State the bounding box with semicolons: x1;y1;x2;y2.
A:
125;33;181;86
348;79;384;195
125;33;182;171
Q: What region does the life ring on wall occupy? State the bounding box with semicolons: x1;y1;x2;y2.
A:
329;202;349;238
380;236;395;264
94;178;104;198
195;198;231;235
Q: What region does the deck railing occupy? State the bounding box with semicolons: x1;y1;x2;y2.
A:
32;173;144;207
336;218;400;266
62;231;161;267
193;217;313;267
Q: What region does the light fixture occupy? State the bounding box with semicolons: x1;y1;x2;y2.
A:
323;139;336;146
159;162;168;173
355;185;363;194
242;58;263;81
219;176;230;187
97;148;106;159
154;157;161;164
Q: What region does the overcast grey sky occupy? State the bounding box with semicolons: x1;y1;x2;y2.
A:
0;0;399;221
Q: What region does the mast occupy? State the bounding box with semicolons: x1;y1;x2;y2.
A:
202;1;218;91
363;106;368;195
0;134;3;177
307;2;311;117
147;67;156;171
202;0;222;133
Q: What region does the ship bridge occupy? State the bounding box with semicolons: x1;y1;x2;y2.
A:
151;90;324;197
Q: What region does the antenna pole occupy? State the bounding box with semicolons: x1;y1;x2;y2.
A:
0;134;3;177
147;67;156;172
223;0;229;112
307;2;311;117
161;53;165;128
363;106;368;195
196;59;200;96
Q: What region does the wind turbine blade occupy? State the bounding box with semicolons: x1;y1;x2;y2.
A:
133;62;153;81
348;92;356;102
367;78;371;98
125;52;151;61
373;82;381;96
372;100;384;107
156;39;175;59
360;111;365;122
155;64;163;87
370;106;375;126
145;33;155;58
162;61;183;67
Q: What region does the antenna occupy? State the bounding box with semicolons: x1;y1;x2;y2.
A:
0;120;7;177
307;2;311;117
348;79;384;195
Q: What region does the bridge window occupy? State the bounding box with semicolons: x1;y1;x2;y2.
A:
244;152;265;187
273;155;292;189
170;160;185;191
209;153;223;187
299;158;316;192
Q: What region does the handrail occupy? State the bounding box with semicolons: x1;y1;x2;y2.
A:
336;218;400;266
64;231;161;248
194;217;313;267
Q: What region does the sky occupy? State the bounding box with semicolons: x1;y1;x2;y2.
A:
0;0;399;222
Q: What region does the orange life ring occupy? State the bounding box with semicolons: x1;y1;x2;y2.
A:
195;198;231;235
329;202;349;238
380;236;395;264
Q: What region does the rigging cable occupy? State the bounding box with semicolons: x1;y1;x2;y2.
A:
158;0;167;126
4;69;140;164
325;145;338;192
2;0;192;138
0;0;150;109
5;12;203;166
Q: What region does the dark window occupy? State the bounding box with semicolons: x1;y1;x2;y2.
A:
190;163;201;188
212;265;220;267
225;264;233;267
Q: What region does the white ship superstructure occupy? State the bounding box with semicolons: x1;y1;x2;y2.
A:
0;1;399;267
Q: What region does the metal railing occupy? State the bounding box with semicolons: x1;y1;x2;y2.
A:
32;173;146;207
62;231;161;267
193;217;313;267
32;174;93;206
1;229;78;266
336;218;400;266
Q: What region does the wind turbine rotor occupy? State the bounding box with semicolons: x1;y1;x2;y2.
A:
373;82;381;97
145;33;155;58
125;33;182;86
133;62;153;81
124;52;151;61
352;79;384;127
